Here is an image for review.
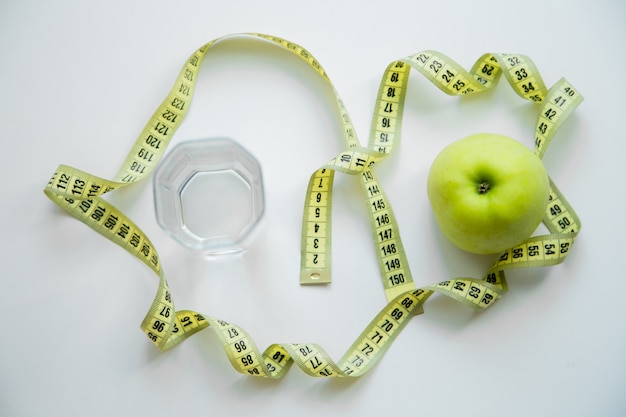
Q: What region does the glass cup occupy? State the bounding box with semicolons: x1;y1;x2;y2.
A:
153;137;264;254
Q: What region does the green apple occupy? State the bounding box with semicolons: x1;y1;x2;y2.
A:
426;133;550;254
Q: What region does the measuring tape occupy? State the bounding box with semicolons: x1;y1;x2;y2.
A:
44;33;583;378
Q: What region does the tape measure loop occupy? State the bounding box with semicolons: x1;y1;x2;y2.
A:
43;33;583;379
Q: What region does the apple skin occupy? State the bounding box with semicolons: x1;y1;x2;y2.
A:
427;133;550;254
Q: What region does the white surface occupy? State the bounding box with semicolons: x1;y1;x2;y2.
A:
2;1;624;416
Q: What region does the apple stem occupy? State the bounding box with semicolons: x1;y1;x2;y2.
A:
478;182;490;194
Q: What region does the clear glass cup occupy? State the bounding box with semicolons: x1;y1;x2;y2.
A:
153;137;264;254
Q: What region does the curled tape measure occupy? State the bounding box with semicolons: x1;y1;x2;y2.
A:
44;33;583;378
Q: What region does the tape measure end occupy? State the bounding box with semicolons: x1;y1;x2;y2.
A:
300;270;331;285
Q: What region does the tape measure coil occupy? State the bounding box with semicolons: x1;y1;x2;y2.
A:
43;33;583;378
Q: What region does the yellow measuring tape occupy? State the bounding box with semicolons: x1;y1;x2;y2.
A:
44;33;583;378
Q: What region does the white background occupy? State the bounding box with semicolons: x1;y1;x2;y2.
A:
2;0;624;416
